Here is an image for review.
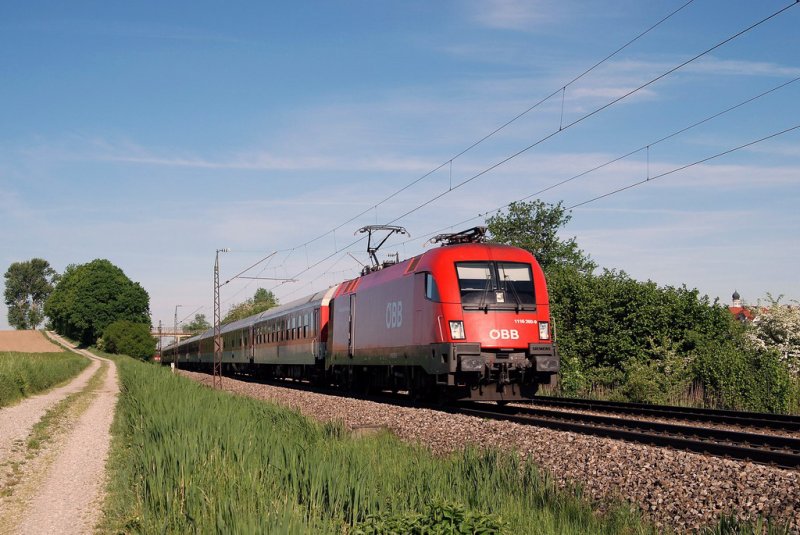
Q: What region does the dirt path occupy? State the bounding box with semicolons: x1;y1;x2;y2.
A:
0;344;101;485
0;332;119;534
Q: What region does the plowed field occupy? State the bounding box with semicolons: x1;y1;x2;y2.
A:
0;331;62;352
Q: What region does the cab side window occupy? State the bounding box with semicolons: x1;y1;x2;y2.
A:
425;273;441;301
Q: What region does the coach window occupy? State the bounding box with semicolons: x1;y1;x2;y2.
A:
425;273;441;301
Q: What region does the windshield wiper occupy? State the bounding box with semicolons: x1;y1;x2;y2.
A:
503;274;523;313
478;272;492;313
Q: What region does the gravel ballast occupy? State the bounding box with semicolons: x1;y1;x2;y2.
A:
182;371;799;533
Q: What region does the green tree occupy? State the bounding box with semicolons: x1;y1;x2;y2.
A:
182;313;211;334
4;258;59;330
486;200;595;274
102;320;157;361
223;288;279;324
44;259;150;345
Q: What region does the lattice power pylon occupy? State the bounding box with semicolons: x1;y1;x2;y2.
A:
213;248;228;389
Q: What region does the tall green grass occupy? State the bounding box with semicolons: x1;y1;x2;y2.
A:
0;351;89;408
102;358;657;534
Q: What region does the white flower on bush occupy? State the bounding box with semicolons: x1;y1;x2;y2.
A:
747;294;800;375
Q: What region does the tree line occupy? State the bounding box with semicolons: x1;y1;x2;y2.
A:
4;258;280;361
180;288;280;336
4;258;156;359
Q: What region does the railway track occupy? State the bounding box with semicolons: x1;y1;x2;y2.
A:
456;404;800;469
529;395;800;432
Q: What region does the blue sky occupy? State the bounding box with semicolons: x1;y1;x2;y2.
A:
2;0;798;332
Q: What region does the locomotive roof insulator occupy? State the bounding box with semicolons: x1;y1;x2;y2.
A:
382;252;400;269
355;225;409;274
429;226;488;246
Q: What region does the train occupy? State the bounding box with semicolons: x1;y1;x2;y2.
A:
161;227;559;402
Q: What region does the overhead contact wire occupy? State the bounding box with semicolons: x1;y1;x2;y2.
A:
269;0;697;255
566;124;800;209
382;1;799;228
398;74;800;247
235;2;798;297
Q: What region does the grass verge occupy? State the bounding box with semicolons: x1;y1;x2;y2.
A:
0;351;89;408
99;357;662;534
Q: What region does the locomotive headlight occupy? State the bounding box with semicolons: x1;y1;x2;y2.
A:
449;320;466;340
538;321;550;340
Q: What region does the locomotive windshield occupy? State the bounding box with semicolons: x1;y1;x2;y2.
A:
456;261;535;311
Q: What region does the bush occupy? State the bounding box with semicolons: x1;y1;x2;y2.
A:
546;266;797;411
548;267;735;375
692;338;794;413
102;320;156;361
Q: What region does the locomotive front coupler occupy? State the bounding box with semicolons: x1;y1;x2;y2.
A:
498;363;510;385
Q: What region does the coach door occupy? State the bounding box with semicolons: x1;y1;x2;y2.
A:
249;325;254;363
348;294;356;357
313;307;323;359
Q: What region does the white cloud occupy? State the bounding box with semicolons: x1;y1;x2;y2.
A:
468;0;564;31
21;136;440;174
685;57;800;78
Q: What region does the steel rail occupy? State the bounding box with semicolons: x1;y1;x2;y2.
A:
529;396;800;431
456;405;800;469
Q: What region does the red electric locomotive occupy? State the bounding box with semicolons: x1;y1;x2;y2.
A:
161;227;558;402
327;227;559;401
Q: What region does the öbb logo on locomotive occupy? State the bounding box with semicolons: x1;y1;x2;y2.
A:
385;301;403;329
489;329;520;340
